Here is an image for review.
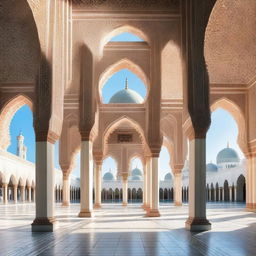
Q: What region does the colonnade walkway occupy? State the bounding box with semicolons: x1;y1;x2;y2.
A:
0;203;255;256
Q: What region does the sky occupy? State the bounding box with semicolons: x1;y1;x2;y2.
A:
7;32;244;180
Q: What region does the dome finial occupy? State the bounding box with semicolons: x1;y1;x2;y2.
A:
125;78;128;90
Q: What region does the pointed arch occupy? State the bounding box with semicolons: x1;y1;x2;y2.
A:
100;25;150;50
9;175;18;186
103;115;147;144
0;95;33;150
211;97;247;155
0;171;6;184
99;58;149;102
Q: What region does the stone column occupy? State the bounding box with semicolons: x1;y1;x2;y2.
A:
13;185;18;203
2;184;8;204
174;172;182;206
94;164;102;209
214;188;217;202
234;187;237;202
32;141;56;232
182;0;215;232
218;188;221;201
28;186;32;203
33;188;36;202
62;174;70;206
185;139;211;231
229;187;233;202
21;186;25;202
146;157;160;217
122;174;128;206
142;163;148;209
79;140;93;217
246;154;256;210
146;157;152;211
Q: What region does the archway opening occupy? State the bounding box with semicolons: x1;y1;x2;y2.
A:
159;146;173;203
110;32;144;42
101;69;147;104
206;107;245;207
128;157;143;203
102;157;118;203
237;175;246;202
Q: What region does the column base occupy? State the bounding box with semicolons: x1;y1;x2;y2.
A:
62;202;70;207
185;217;211;232
141;203;148;209
122;202;128;206
31;217;56;232
78;210;93;217
174;202;182;206
146;209;160;217
93;203;101;209
246;203;256;211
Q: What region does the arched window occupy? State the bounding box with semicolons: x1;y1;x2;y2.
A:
110;32;144;42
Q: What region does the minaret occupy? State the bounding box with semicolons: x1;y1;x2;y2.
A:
17;132;27;160
125;78;128;90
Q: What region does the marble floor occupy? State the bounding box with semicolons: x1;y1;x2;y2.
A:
0;203;255;256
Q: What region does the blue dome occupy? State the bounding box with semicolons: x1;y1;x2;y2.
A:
164;173;172;181
131;168;143;177
217;147;239;164
131;175;142;181
206;163;218;172
109;88;144;104
103;172;114;181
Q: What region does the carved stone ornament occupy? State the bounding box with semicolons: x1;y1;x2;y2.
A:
72;0;179;9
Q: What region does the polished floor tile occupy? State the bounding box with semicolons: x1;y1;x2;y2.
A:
0;203;255;256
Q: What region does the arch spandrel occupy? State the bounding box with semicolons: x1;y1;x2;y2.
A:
161;41;183;100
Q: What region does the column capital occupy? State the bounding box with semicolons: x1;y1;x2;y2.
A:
35;130;59;144
122;173;129;182
63;172;70;180
149;146;161;158
2;183;8;188
173;171;182;177
173;164;184;174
